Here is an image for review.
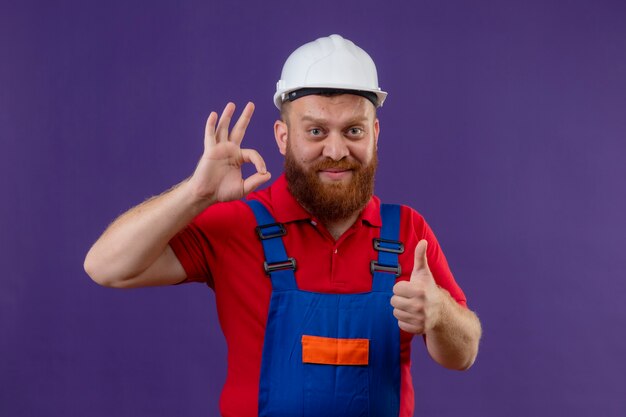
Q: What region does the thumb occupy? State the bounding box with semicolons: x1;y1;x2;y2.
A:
410;239;429;281
242;171;272;196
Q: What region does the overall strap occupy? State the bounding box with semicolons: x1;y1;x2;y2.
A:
246;200;297;291
371;204;404;292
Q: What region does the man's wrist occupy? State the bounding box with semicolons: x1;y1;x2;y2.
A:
176;179;217;216
430;286;453;334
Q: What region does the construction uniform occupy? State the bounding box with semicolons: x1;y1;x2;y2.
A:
170;175;468;416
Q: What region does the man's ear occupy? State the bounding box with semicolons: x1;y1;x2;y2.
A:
374;118;380;150
274;119;288;155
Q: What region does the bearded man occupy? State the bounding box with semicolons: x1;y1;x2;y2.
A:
85;34;481;417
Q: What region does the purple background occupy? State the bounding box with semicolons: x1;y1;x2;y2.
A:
2;0;625;416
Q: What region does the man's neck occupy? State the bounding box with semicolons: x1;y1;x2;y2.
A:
323;212;361;241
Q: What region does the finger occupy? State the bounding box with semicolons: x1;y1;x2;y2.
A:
410;239;429;281
203;112;218;151
229;102;255;145
215;102;236;143
393;307;424;325
393;309;424;334
392;280;415;297
242;171;272;195
397;319;423;335
240;148;268;175
390;294;423;313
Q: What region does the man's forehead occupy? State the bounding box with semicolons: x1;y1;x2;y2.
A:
287;94;376;122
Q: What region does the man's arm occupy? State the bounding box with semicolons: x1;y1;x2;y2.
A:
391;240;482;370
84;102;271;289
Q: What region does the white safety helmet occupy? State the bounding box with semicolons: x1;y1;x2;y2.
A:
274;34;387;109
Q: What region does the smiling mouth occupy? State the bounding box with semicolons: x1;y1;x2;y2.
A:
318;169;353;181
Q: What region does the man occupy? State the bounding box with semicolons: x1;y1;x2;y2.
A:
85;34;481;417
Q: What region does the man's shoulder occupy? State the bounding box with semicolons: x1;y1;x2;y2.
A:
373;198;425;221
192;199;255;234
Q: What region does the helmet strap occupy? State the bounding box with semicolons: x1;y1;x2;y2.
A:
284;88;378;108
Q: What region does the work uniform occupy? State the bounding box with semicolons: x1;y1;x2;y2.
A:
170;175;467;417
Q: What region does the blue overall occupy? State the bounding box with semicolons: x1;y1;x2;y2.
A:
247;200;403;417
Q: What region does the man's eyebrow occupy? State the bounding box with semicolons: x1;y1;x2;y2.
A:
300;115;369;124
300;115;326;124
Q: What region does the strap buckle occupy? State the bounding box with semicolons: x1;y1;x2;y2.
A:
370;260;401;277
373;238;405;254
256;222;286;240
264;258;297;275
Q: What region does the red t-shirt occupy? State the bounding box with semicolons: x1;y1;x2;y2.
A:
169;174;467;417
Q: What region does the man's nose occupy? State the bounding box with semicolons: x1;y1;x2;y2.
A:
322;132;349;161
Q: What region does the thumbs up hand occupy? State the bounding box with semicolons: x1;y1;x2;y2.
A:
391;240;444;335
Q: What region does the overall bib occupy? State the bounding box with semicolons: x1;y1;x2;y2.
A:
247;200;403;417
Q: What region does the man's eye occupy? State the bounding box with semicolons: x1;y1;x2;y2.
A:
310;128;322;136
349;128;363;135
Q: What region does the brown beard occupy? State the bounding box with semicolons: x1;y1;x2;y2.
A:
284;143;377;223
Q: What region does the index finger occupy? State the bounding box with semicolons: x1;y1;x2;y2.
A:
229;101;255;145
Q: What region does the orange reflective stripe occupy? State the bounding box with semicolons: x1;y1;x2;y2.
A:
301;335;369;366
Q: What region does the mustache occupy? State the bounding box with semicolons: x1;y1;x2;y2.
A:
310;158;361;171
